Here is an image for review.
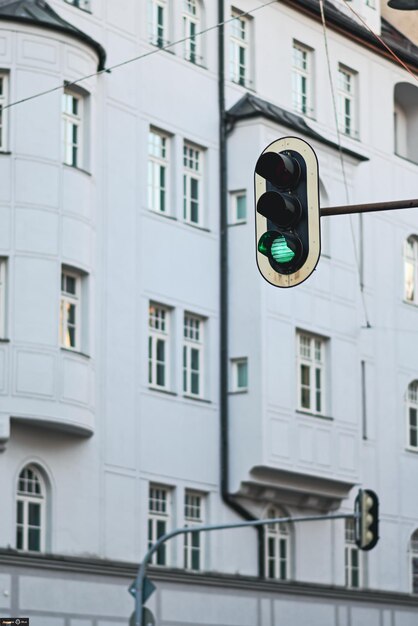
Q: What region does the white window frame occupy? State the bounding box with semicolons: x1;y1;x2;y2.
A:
230;10;250;87
148;0;168;48
231;358;248;392
337;65;357;138
0;72;8;152
184;490;205;571
183;143;203;226
148;485;170;565
0;258;6;339
183;313;204;398
62;90;83;168
265;507;290;580
65;0;90;9
404;237;418;304
60;269;81;351
345;518;362;588
148;129;170;214
230;190;247;224
292;41;313;117
183;0;201;64
149;303;170;390
16;466;46;553
411;530;418;594
297;332;326;416
407;381;418;450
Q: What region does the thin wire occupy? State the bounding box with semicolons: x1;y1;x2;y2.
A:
319;0;371;328
3;0;278;111
340;0;418;85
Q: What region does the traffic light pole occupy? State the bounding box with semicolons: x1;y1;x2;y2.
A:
321;198;418;216
132;511;356;626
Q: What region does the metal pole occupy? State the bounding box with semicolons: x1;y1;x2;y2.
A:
133;511;355;626
321;198;418;216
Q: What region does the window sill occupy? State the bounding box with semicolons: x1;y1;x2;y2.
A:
0;151;11;155
403;299;418;308
183;221;210;233
229;389;248;394
64;1;92;12
147;209;177;221
0;338;10;343
60;347;91;359
296;410;333;421
148;386;177;396
183;394;211;404
228;220;247;227
394;152;418;167
405;446;418;454
63;163;92;176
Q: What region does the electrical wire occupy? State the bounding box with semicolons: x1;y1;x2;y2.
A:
3;0;278;111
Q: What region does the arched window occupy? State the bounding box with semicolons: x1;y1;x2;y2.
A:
265;507;291;580
404;237;418;304
411;530;418;593
16;465;46;552
407;381;418;450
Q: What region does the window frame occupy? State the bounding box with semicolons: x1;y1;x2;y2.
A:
231;357;248;392
183;312;204;398
148;0;168;48
0;72;8;152
60;269;82;352
16;465;46;553
407;381;418;451
62;90;83;168
337;65;358;138
184;490;205;571
229;9;250;88
0;258;6;339
148;303;171;390
148;129;170;215
230;190;247;224
404;237;418;305
265;507;291;581
148;485;170;565
345;518;362;588
297;332;326;416
292;41;313;117
183;142;203;227
183;0;201;64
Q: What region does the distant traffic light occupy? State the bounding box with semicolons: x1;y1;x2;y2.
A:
254;136;320;288
355;489;379;551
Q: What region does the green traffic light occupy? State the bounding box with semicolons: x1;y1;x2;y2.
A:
271;236;295;264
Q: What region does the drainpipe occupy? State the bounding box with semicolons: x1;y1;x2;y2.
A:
218;0;264;579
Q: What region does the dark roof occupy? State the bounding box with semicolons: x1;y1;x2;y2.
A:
288;0;418;69
0;0;106;70
226;93;369;162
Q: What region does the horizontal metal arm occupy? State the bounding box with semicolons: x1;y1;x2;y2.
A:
321;198;418;216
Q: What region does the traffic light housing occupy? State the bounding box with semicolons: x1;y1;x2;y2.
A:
254;136;320;288
354;489;379;551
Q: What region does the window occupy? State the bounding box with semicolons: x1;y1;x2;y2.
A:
149;303;170;389
0;73;8;151
148;0;168;48
337;66;357;138
183;143;203;226
65;0;90;9
0;258;6;338
148;129;169;214
407;381;418;449
230;10;250;87
292;42;313;116
16;466;46;552
297;332;326;415
345;518;362;588
405;237;418;304
265;507;290;580
183;313;203;397
231;358;248;392
411;530;418;594
183;0;201;64
60;269;81;351
365;0;375;7
230;191;247;224
62;91;83;168
184;491;204;571
148;486;170;565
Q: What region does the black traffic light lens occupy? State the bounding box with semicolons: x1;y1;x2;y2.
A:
255;151;300;189
257;191;302;228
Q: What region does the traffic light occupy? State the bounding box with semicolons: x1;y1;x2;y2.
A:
354;489;379;551
254;136;320;288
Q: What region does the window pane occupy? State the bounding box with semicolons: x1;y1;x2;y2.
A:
236;194;246;220
28;502;41;527
237;361;248;389
28;527;41;552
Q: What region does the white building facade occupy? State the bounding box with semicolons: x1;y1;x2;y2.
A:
0;0;418;624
